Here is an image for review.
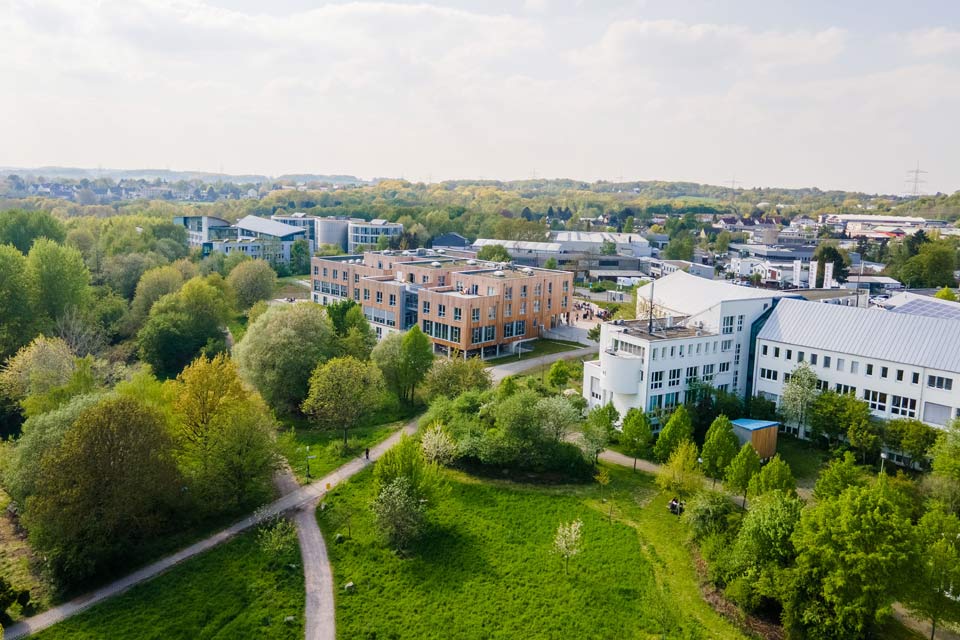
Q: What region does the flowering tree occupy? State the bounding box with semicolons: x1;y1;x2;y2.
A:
553;519;584;574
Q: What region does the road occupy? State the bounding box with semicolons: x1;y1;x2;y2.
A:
3;420;417;640
487;346;598;383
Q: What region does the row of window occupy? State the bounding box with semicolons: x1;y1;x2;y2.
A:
721;314;745;335
650;339;727;361
649;363;730;390
421;320;461;343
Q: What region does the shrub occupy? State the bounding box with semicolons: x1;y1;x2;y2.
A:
684;490;736;542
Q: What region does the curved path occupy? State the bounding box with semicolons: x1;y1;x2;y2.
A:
4;420;418;640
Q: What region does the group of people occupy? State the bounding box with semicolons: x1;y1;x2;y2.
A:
667;497;685;516
573;302;610;323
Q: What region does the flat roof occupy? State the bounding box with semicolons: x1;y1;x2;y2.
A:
237;215;304;238
732;419;779;431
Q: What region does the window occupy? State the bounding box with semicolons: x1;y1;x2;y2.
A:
547;282;553;294
810;353;818;366
928;375;954;391
702;364;715;381
438;304;446;318
521;285;527;298
823;356;831;368
912;372;920;384
864;389;887;412
322;267;328;277
815;380;828;391
472;308;480;322
505;303;512;317
332;269;338;280
313;265;319;276
891;395;917;418
722;340;733;351
503;322;514;338
533;300;540;312
798;351;805;362
484;325;496;341
504;286;512;301
488;306;496;320
685;366;699;385
722;316;734;334
774;347;780;358
762;344;768;356
422;301;431;314
866;363;874;376
454;307;462;321
376;291;383;303
363;288;370;301
563;281;569;292
896;369;904;382
668;369;682;387
471;327;483;344
835;383;856;395
354;274;360;283
837;358;844;371
786;349;793;360
784;373;792;383
737;315;744;332
719;362;730;373
650;371;664;389
389;294;396;307
515;320;526;335
851;361;859;374
760;368;778;381
881;366;888;379
353;288;360;301
519;302;526;315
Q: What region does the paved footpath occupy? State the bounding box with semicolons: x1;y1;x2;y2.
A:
4;420;418;640
488;346;597;383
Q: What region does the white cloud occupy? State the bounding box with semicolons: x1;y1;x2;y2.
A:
903;27;960;57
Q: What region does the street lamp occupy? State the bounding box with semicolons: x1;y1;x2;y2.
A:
880;451;888;475
305;445;317;479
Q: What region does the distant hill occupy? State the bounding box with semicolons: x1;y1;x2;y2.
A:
0;166;366;185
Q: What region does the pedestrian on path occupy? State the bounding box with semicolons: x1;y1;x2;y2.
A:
364;448;370;460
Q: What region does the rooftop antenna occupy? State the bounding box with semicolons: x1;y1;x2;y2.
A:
905;161;927;196
648;277;655;334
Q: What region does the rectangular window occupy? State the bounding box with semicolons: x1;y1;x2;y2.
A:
865;389;887;412
472;327;482;344
332;269;338;280
376;291;383;303
786;349;793;360
389;294;396;307
484;325;496;341
520;285;527;298
737;315;744;332
515;320;526;335
353;288;360;301
760;368;779;381
810;353;818;366
928;375;954;391
762;344;768;356
504;286;512;301
488;306;496;320
774;347;780;358
866;363;874;376
422;301;430;314
835;383;856;395
438;304;446;318
719;362;730;373
533;300;540;312
912;372;920;384
837;358;844;371
798;351;805;362
722;340;733;352
668;368;682;387
503;322;514;338
453;307;462;321
650;371;664;390
322;267;328;277
881;366;888;379
472;308;480;322
722;316;734;334
505;303;512;317
891;395;917;418
363;288;370;301
816;380;828;391
896;369;904;382
851;360;859;374
823;356;831;369
702;364;715;382
519;302;526;315
354;274;360;283
685;366;699;385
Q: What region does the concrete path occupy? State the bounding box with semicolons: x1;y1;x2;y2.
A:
3;420;417;640
488;346;598;383
274;469;334;640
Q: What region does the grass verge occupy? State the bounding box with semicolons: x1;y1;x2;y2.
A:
32;527;304;640
485;339;583;364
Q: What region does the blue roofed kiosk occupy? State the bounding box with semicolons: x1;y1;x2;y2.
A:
731;418;779;461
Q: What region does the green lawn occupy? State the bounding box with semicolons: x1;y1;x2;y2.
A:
775;434;832;489
33;528;304;640
485;339;583;364
226;313;248;343
277;409;416;484
275;276;310;300
318;464;745;640
0;489;52;623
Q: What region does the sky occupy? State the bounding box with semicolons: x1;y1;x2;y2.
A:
2;0;959;194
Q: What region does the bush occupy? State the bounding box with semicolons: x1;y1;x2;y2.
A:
683;490;736;542
372;476;425;551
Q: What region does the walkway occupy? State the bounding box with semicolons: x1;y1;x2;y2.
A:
488;346;597;383
3;420;418;640
274;469;334;640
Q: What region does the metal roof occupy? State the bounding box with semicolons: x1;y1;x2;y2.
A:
472;238;561;252
732;419;779;431
758;298;960;373
635;271;786;317
236;215;304;238
888;297;960;321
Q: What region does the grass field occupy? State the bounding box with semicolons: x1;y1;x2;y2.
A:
0;489;51;623
485;338;583;364
318;464;745;640
775;434;832;490
275;276;310;300
277;408;416;484
33;528;304;640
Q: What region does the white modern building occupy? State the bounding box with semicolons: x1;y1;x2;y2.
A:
173;214;307;265
550;231;652;257
271;212;353;252
348;219;403;252
582;271;787;421
753;298;960;429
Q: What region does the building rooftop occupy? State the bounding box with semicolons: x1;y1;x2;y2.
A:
237;215;304;238
883;292;960;321
552;231;649;245
758;298;960;373
614;318;714;341
636;270;787;317
472;238;561;252
732;419;779;431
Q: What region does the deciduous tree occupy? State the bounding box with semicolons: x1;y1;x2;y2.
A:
620;408;653;470
423;355;492;400
656;439;702;498
226;259;277;309
700;414;739;481
726;443;761;507
653;405;693;462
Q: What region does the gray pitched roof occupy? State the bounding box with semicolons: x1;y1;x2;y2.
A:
237;215;304;238
758;298;960;373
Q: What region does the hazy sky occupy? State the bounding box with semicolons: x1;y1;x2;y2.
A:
3;0;959;194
